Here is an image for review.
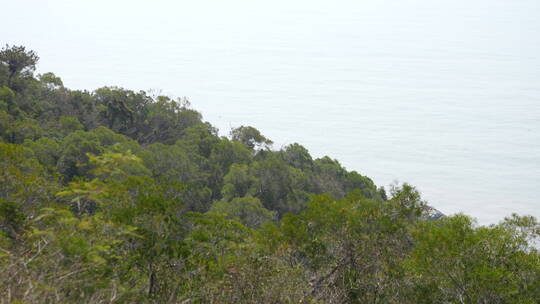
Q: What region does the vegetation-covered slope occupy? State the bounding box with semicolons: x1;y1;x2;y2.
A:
1;45;539;303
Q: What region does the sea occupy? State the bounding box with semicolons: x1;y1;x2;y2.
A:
3;0;539;224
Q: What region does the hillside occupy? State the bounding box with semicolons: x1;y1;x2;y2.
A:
1;45;539;303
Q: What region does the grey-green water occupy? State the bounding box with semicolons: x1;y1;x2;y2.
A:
4;0;539;224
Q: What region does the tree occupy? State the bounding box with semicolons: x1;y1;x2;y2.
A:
405;214;540;303
312;156;348;197
56;151;188;301
0;86;15;113
210;195;275;228
0;45;39;88
281;143;313;170
183;212;308;303
39;72;63;89
54;116;84;137
139;96;202;145
265;191;419;303
94;87;137;133
56;130;103;180
230;125;273;150
24;137;61;170
0;143;59;225
221;163;258;200
249;157;310;216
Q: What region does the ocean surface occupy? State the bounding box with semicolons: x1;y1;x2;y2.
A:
4;0;540;224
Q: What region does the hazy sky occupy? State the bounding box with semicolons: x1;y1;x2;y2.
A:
7;0;538;91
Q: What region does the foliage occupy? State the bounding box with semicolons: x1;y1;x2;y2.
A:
1;46;538;303
210;195;275;228
0;45;39;89
405;215;540;303
230;125;273;150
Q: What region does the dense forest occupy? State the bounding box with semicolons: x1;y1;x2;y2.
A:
0;45;539;303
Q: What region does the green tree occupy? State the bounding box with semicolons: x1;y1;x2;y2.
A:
0;45;39;88
39;72;63;89
139;96;202;145
56;130;103;180
250;157;309;216
221;163;258;200
259;191;416;303
0;86;15;113
230;125;273;150
56;116;84;136
0;206;137;303
405;214;540;303
24;137;61;170
57;151;188;301
0;143;59;225
210;195;275;228
281;143;313;170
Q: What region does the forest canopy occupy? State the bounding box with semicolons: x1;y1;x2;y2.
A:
1;45;539;303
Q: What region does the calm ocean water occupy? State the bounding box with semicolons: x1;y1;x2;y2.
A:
4;0;540;224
